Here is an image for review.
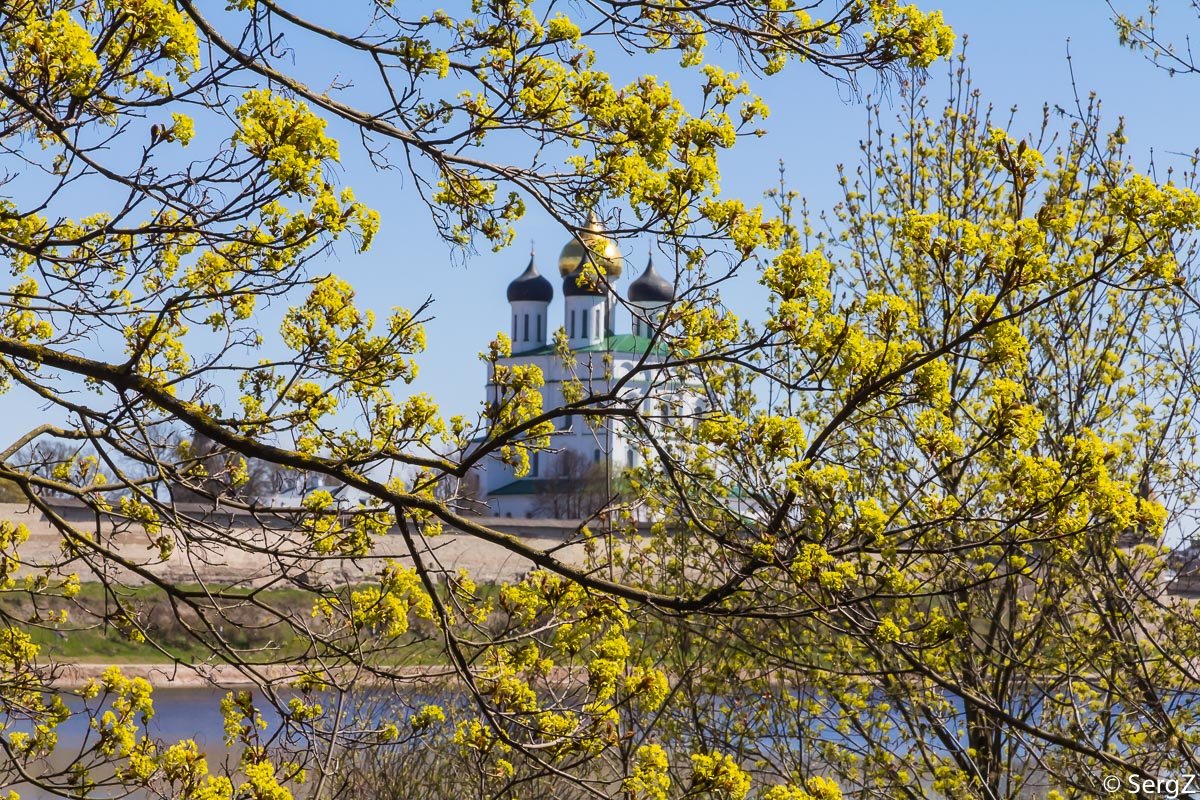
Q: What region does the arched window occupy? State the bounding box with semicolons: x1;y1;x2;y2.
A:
523;314;529;340
627;448;636;467
595;308;601;338
531;451;539;477
593;449;601;464
570;310;576;338
512;314;517;339
537;314;543;341
582;309;589;338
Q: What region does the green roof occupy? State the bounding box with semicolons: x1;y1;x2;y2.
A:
489;478;576;496
514;334;667;357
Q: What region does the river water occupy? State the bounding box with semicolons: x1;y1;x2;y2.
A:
11;685;1195;799
10;686;475;799
12;688;287;800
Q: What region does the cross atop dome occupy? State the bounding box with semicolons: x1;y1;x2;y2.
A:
506;249;553;303
558;210;623;279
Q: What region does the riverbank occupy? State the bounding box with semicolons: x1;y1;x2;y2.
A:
47;661;467;690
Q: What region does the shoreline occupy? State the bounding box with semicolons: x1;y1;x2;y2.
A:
47;662;463;691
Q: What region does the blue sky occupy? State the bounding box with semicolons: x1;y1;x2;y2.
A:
3;1;1194;448
332;1;1197;427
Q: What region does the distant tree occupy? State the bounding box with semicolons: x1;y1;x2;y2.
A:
0;478;25;504
532;449;613;520
166;431;333;504
432;466;485;517
17;440;87;498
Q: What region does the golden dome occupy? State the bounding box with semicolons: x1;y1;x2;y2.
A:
558;210;624;278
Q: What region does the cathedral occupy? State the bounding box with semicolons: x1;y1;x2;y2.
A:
477;214;680;518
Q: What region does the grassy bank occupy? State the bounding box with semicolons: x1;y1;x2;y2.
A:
1;581;447;666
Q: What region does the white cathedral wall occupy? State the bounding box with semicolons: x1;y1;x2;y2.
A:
508;300;549;352
629;301;667;338
478;297;704;518
488;494;539;519
562;293;608;348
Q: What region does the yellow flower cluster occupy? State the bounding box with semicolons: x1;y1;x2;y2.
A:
313;560;433;640
233;90;339;197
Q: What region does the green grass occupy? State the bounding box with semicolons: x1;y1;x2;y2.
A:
0;581;455;666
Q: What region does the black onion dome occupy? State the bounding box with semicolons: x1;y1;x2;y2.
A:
628;256;674;303
506;254;553;303
562;267;605;297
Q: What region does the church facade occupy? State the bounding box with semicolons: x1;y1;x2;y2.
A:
477;215;682;519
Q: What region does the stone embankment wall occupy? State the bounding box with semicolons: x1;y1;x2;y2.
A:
4;500;591;587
